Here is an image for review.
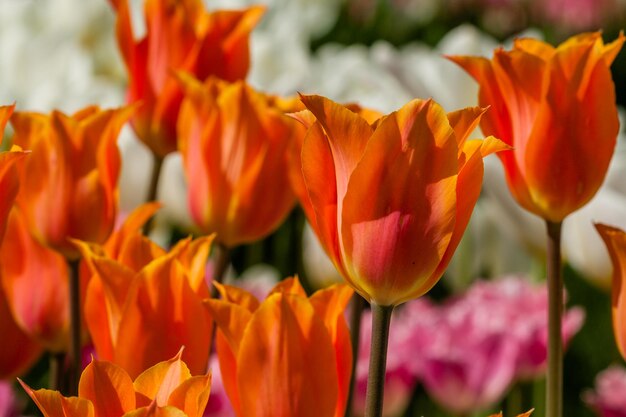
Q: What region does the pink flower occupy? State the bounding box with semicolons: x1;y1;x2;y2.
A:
420;299;520;414
418;276;584;414
534;0;622;31
584;366;626;417
459;277;585;379
0;381;18;417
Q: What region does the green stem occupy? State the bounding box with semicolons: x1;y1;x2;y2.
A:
68;258;81;395
209;244;231;299
208;243;232;356
49;352;65;392
545;220;563;417
364;302;394;417
344;294;366;417
142;153;164;235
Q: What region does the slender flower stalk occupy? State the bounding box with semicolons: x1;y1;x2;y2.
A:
345;294;366;417
141;154;164;234
67;258;81;395
364;304;394;417
545;221;563;417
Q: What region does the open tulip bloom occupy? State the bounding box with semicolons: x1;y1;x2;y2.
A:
449;32;624;417
293;94;507;416
20;350;211;417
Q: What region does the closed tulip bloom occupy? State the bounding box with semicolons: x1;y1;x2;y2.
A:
0;104;43;378
178;76;298;247
109;0;264;157
297;95;507;306
449;33;624;222
76;205;213;377
596;224;626;360
204;278;353;417
10;106;131;259
20;350;211;417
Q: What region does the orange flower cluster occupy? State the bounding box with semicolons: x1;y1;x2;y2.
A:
1;0;624;413
110;0;264;156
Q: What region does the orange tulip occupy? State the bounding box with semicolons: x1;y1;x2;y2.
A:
0;208;70;352
177;76;299;247
449;32;624;222
76;205;213;378
297;95;507;306
0;104;43;378
595;224;626;360
20;350;211;417
10;106;132;259
109;0;264;156
204;278;353;417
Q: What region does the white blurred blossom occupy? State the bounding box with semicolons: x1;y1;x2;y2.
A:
0;0;124;112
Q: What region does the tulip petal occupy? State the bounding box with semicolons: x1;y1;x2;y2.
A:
203;298;253;416
0;209;69;351
115;252;212;377
268;276;307;298
301;122;345;276
601;32;625;65
427;136;510;291
309;284;354;417
237;293;338;417
19;380;95;417
446;55;513;146
213;282;260;312
446;106;488;150
0;146;28;242
299;95;373;209
596;224;626;359
134;351;192;407
177;235;214;293
167;374;212;417
105;203;161;258
78;359;136;417
196;6;265;82
122;403;187;417
341;99;458;306
0;286;42;379
78;242;137;359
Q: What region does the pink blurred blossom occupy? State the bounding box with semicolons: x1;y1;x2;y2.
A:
584;366;626;417
353;276;584;416
459;277;585;379
0;382;18;417
420;298;520;414
534;0;622;31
